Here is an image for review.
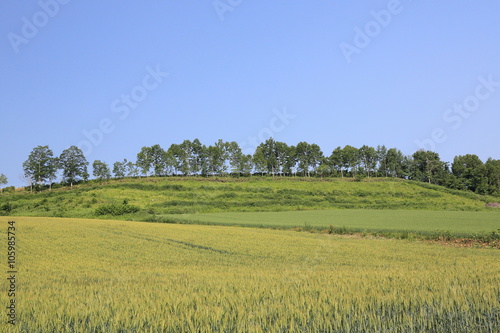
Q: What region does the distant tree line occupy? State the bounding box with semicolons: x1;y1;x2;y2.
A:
12;139;500;195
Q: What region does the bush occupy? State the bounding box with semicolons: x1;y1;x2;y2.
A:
2;186;15;193
95;204;140;216
0;202;13;214
355;174;366;182
328;225;352;235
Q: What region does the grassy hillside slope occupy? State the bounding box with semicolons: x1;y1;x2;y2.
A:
1;217;498;332
1;177;499;221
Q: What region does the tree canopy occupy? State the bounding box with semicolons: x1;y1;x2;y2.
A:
0;174;7;193
22;145;58;191
59;146;89;187
15;140;499;196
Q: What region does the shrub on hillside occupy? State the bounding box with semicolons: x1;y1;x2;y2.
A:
2;186;15;193
94;203;140;216
0;202;13;215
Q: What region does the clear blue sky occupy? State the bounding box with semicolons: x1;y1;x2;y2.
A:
1;1;499;187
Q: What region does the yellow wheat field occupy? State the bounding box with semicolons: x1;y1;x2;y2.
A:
1;217;499;332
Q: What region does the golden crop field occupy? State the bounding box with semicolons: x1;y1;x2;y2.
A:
1;217;499;332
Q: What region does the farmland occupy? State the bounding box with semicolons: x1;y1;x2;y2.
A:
1;177;499;331
176;209;500;235
1;217;499;332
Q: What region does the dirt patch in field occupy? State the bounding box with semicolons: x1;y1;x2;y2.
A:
485;202;500;208
425;239;500;249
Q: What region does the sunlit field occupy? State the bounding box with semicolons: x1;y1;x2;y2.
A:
176;209;500;234
2;217;498;332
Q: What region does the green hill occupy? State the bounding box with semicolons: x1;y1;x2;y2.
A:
1;177;499;221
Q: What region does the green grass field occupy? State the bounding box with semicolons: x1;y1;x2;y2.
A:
1;217;499;332
175;209;500;234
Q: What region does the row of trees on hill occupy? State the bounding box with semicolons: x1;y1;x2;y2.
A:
14;139;500;195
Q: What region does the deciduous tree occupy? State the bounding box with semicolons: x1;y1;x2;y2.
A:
150;144;168;177
376;145;388;177
330;146;345;177
207;140;231;176
295;142;323;177
282;145;297;176
59;146;89;187
0;174;7;193
342;145;359;177
126;161;140;178
253;138;288;176
411;150;447;185
359;145;377;177
190;139;206;176
137;146;153;177
137;145;167;177
23;145;58;190
113;159;128;178
452;154;486;193
484;158;500;194
386;148;405;177
93;160;111;183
